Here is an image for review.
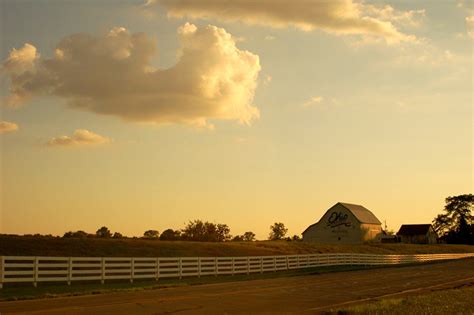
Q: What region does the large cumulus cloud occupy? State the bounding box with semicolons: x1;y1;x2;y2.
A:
1;24;261;128
148;0;420;44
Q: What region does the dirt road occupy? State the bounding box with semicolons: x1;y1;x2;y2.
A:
1;259;473;314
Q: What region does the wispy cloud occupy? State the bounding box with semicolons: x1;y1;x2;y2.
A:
0;121;19;134
302;96;324;108
263;75;272;86
456;0;473;10
234;137;247;144
2;24;261;129
466;16;474;38
47;129;111;147
147;0;420;44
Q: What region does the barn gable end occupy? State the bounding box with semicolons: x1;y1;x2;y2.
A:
302;202;382;244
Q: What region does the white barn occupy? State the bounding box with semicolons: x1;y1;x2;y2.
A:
302;202;383;244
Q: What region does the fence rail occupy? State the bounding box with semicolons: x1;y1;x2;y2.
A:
1;253;473;288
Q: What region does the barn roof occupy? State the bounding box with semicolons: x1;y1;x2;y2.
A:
397;224;432;236
302;202;381;235
338;203;382;225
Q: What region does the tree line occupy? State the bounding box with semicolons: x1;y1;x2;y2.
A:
62;220;301;242
432;194;473;244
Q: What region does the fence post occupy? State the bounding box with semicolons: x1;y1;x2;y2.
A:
231;258;235;276
101;258;105;284
33;257;38;287
273;257;276;272
155;258;160;281
247;257;250;275
214;257;218;277
198;258;201;278
286;256;289;270
130;258;134;283
297;255;300;269
67;257;72;285
260;257;263;274
178;258;182;279
0;256;3;289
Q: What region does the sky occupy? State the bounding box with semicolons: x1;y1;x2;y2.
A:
0;0;472;239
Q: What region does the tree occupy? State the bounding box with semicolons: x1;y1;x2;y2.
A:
216;224;231;242
181;220;231;242
231;235;244;242
143;230;160;239
269;222;288;240
96;226;112;238
160;229;181;241
432;194;474;244
181;220;207;241
242;231;256;242
291;234;301;241
63;230;88;238
112;232;123;239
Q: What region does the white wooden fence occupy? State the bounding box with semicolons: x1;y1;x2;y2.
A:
1;253;473;288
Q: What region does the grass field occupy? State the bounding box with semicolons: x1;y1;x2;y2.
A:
0;265;366;301
1;236;473;257
328;285;474;315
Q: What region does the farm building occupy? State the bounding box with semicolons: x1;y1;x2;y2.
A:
302;202;383;244
380;231;399;243
397;224;438;244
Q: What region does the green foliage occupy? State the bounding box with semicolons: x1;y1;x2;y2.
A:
63;230;89;238
181;220;231;242
432;194;474;244
291;234;301;241
243;231;256;242
143;230;159;239
332;286;474;314
232;231;256;242
159;229;181;241
269;222;288;240
216;224;231;242
96;226;112;238
231;235;244;241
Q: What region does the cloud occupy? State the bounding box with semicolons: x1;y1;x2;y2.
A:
389;41;463;67
234;136;247;144
147;0;418;44
466;16;474;38
1;43;39;107
456;0;473;10
264;35;276;41
302;96;323;108
2;43;38;74
47;129;111;147
0;121;19;134
263;75;272;86
363;5;425;28
1;24;261;129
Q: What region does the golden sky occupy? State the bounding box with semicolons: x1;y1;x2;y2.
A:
0;0;472;239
